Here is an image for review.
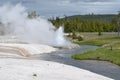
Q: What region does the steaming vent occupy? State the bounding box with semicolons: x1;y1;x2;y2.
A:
0;4;79;49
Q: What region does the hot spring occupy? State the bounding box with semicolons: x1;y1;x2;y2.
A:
0;4;78;48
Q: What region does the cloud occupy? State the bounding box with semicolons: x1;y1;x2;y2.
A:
0;0;120;18
69;0;115;3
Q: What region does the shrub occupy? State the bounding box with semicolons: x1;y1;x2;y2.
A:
77;35;84;41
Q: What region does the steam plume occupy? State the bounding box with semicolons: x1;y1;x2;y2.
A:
0;3;77;48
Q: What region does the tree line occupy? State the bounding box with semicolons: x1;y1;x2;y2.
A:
49;15;118;33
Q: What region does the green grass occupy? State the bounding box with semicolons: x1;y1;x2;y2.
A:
72;33;120;66
74;37;120;46
72;43;120;66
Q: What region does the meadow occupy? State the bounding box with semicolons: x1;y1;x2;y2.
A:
72;32;120;66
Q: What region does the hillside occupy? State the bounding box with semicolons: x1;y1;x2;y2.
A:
49;14;118;32
62;14;117;22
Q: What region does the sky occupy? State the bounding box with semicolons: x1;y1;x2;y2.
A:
0;0;120;18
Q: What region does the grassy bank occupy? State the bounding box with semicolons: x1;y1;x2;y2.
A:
72;46;120;66
72;33;120;66
74;32;120;46
75;37;120;46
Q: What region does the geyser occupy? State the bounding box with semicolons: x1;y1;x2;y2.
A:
55;27;65;46
0;4;78;48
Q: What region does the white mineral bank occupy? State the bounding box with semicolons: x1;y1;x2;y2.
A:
0;43;57;55
0;58;113;80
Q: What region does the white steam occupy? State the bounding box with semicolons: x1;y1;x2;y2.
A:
0;4;77;47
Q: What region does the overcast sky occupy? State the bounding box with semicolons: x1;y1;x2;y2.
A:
0;0;120;18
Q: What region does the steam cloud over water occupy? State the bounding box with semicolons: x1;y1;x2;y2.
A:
0;4;55;44
0;4;77;48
